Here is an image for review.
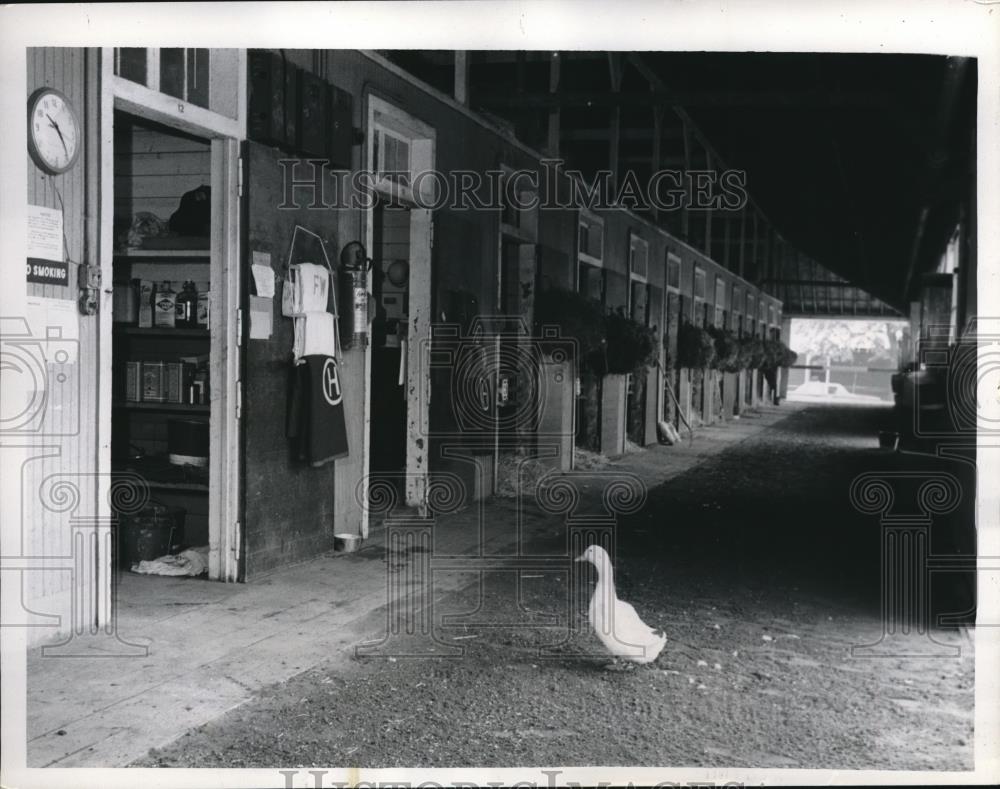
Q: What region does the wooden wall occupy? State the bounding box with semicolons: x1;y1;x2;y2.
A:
113;116;211;238
379;206;410;261
23;48;97;630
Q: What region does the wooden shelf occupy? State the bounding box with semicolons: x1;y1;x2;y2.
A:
116;249;210;258
114;401;209;414
146;480;209;494
114;325;209;338
113;461;209;494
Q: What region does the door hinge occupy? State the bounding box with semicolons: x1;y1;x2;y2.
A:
237;156;244;198
236;307;243;342
235;379;242;420
231;520;242;571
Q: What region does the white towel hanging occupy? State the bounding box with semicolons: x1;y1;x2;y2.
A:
293;312;337;361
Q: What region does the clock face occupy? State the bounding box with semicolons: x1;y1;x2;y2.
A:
28;88;80;174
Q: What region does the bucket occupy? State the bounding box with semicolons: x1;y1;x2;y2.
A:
118;503;186;568
168;418;209;467
334;533;362;553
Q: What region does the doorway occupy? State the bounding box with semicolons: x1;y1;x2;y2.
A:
109;112;213;582
368;198;412;494
363;96;435;521
111;112;213;572
105;105;241;587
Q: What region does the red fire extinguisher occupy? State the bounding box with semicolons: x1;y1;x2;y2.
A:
339;241;373;349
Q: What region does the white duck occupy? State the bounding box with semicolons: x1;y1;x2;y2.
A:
576;545;666;666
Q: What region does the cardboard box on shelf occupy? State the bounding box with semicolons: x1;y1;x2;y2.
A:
125;361;141;401
141;361;166;402
154;282;177;328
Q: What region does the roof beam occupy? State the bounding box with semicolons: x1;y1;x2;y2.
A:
561;127;684;142
617;154;688;166
474;89;922;110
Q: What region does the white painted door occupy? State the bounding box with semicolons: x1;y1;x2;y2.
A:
208;138;242;581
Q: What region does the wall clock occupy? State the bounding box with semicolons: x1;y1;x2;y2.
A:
27;87;81;175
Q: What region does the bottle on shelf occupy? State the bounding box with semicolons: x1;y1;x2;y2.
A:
138;280;154;328
181;354;211;405
192;368;208;405
176;281;198;328
197;288;210;328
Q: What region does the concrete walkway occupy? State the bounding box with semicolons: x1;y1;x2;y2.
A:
27;405;799;767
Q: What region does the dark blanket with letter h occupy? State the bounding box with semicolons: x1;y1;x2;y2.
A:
287;355;349;467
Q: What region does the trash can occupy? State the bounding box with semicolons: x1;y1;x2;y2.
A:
118;502;186;569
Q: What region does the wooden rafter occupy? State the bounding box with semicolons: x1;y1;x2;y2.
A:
473;89;937;110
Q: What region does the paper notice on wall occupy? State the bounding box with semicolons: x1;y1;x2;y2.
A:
25;295;79;363
27;205;63;260
249;295;273;340
251;252;275;298
27;205;68;285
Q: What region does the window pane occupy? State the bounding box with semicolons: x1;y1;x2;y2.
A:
578;262;604;304
187;48;210;108
630;281;648;324
694;269;705;299
667;256;680;290
501;174;520;227
116;48;147;84
579;219;603;262
629;236;648;278
160;48;186;99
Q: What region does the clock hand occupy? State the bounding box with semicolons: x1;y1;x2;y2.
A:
46;114;69;158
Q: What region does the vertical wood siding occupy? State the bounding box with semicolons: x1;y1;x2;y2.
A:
24;48;96;614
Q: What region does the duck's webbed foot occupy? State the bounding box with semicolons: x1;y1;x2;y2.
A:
602;659;635;672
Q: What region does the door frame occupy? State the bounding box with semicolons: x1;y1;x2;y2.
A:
363;96;436;530
97;49;245;608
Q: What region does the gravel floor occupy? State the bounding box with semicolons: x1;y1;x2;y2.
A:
136;405;975;770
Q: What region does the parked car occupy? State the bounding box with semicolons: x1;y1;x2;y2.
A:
787;381;887;404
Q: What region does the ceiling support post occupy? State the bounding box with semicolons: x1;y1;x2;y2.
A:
651;105;664;222
704;150;714;259
608;53;624;195
681;120;692;242
738;205;747;279
454;51;469;106
546;52;561;157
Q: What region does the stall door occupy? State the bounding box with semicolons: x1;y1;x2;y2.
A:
240;141;345;577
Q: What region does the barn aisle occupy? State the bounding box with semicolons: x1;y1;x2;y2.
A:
131;404;974;770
